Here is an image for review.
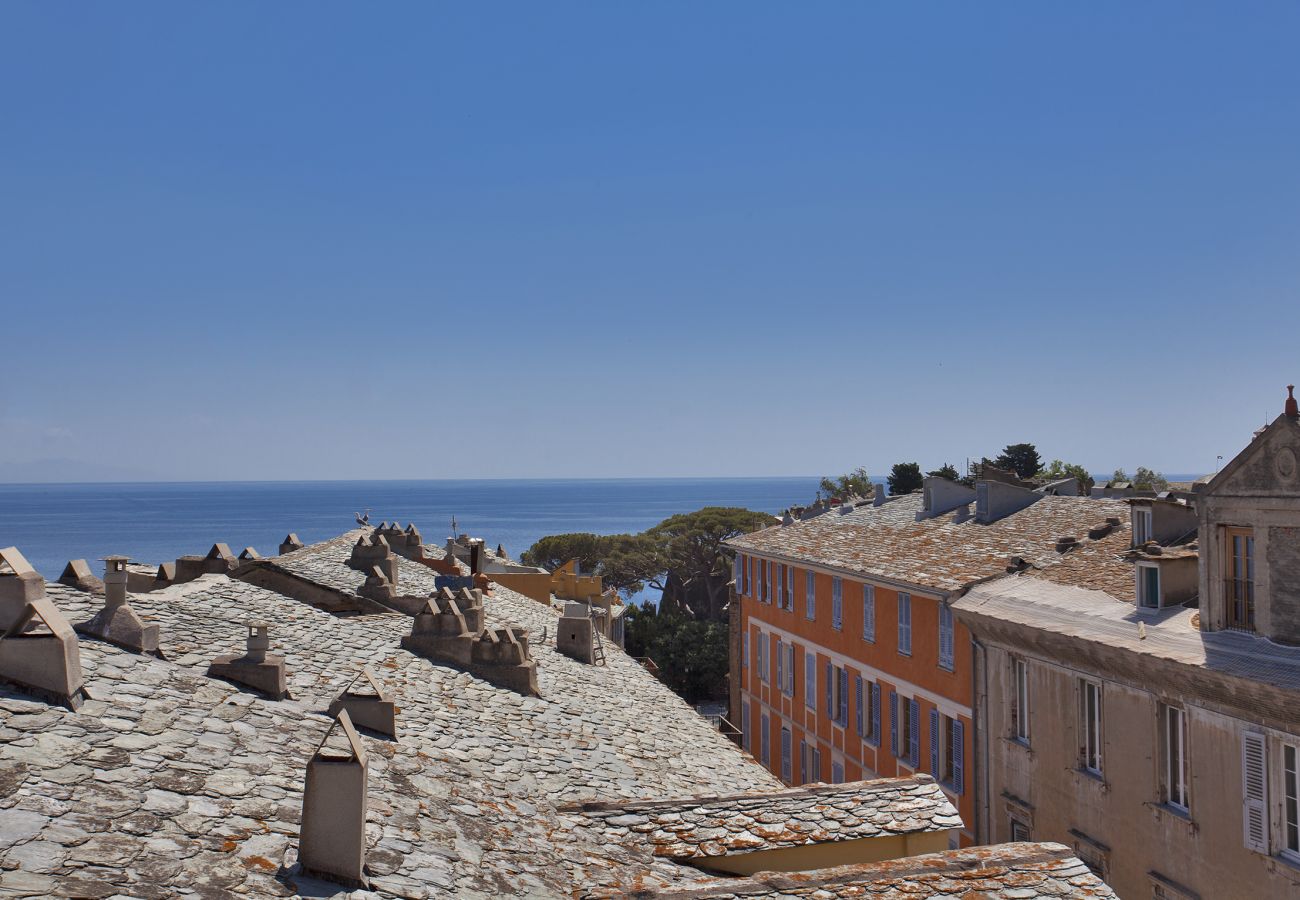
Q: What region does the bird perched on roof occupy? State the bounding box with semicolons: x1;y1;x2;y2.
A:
355;508;371;527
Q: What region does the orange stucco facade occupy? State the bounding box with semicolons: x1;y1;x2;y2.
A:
734;553;975;845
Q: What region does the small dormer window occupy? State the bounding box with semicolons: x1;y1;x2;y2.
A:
1137;563;1161;609
1133;508;1153;546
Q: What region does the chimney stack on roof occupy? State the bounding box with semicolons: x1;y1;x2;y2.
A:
0;549;88;710
298;709;370;889
279;533;305;555
57;559;103;594
1287;384;1298;419
557;602;599;664
873;483;886;507
73;557;160;656
401;588;539;696
327;667;397;740
207;622;288;699
347;534;399;587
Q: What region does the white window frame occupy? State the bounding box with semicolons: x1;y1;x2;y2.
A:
1011;656;1030;744
1161;703;1189;812
1080;679;1103;775
1134;507;1153;546
898;592;912;656
1284;742;1299;862
1137;562;1161;610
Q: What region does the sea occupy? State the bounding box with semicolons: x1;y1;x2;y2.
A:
0;479;821;602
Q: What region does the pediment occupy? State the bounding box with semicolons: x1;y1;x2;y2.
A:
1207;415;1300;498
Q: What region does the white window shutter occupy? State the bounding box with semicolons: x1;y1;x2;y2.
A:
1242;731;1268;853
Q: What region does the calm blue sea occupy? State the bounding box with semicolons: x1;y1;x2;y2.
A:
0;479;819;587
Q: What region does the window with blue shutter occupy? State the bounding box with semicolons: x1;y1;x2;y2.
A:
748;556;755;596
855;676;864;737
776;564;784;609
776;638;783;691
898;593;912;656
767;561;774;603
805;651;816;710
825;661;833;716
952;720;965;794
785;565;794;609
781;728;792;783
742;631;748;669
806;570;816;619
761;713;770;767
930;708;941;776
832;761;844;784
939;604;954;671
890;691;899;758
838;667;848;725
909;699;921;767
871;683;881;745
733;554;741;589
799;740;807;783
863;584;876;642
832;577;843;630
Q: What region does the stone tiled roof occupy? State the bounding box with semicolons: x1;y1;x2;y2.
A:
727;495;1132;594
1030;526;1137;602
956;576;1300;702
630;843;1116;898
563;775;959;861
2;535;797;898
265;529;449;600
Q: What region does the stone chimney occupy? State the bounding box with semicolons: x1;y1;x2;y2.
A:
557;602;596;664
873;484;886;507
298;709;369;889
357;566;396;605
328;667;397;739
279;533;305;555
207;622;288;699
0;551;87;710
1287;384;1298;419
57;559;103;594
73;556;160;655
347;535;399;587
238;547;261;564
401;588;539;696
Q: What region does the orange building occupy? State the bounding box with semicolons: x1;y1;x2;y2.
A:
726;478;1130;846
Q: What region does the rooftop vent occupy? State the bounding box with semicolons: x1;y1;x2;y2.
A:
1105;516;1122;527
207;622;288;699
73;556;160;655
279;534;304;555
873;484;886;507
238;547;261;563
1087;522;1114;540
298;709;369;889
347;534;398;586
401;589;538;695
57;559;103;594
327;667;396;740
1;547;45;631
1055;536;1079;553
0;581;88;711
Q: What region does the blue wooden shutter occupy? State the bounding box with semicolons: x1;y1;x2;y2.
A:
863;584;875;641
825;662;833;715
909;699;921;767
806;570;816;619
890;691;898;758
952;720;965;794
799;740;807;783
930;709;941;776
871;683;881;745
855;676;864;736
838;668;848;724
776;639;783;691
805;652;816;709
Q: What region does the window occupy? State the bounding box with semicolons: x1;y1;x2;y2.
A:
855;676;864;738
898;593;912;656
938;603;954;671
1011;657;1030;744
756;631;767;684
799;739;808;783
806;570;816;619
774;563;784;609
1138;564;1161;609
810;744;822;782
784;565;794;609
1242;731;1268;853
825;663;848;726
863;584;876;642
760;713;770;767
930;711;966;794
742;631;748;670
1010;819;1031;842
1071;831;1108;881
831;577;843;630
868;682;881;745
781;727;792;783
761;559;770;603
894;693;919;766
831;761;844;784
775;638;784;693
767;561;775;604
1285;743;1299;859
748;556;755;598
1133;507;1153;545
733;554;742;590
1161;703;1188;811
1079;679;1103;775
782;642;795;696
804;651;816;710
1226;527;1256;631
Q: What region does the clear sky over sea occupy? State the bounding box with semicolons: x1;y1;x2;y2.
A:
2;3;1298;482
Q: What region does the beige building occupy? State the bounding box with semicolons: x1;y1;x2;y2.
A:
955;392;1300;900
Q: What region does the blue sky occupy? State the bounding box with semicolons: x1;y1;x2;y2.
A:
2;3;1298;481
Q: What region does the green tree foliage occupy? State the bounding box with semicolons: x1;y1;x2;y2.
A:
519;533;606;573
1111;468;1129;484
1037;459;1095;494
1132;466;1169;491
993;443;1043;480
519;532;663;595
887;462;923;495
647;507;775;611
623;603;729;704
819;467;873;499
926;463;961;482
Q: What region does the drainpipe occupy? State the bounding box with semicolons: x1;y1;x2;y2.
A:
973;632;990;844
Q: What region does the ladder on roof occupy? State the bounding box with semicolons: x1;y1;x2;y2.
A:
590;607;607;666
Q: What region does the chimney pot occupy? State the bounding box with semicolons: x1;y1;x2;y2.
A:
1287;384;1298;418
